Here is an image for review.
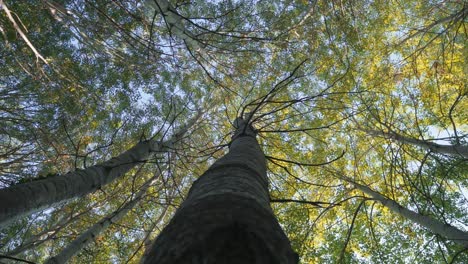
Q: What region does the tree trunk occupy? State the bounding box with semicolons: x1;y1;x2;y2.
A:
6;208;88;256
144;0;202;49
143;116;298;264
0;111;201;227
45;170;159;264
139;206;170;263
366;129;468;158
342;175;468;248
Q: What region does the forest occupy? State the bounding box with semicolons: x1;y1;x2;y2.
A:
0;0;467;263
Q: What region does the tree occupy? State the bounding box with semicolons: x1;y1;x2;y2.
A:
45;166;161;264
336;172;468;248
0;0;467;263
144;115;298;263
0;111;201;227
361;128;468;159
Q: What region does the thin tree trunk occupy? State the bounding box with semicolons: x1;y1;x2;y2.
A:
6;208;88;256
143;116;298;263
366;129;468;158
0;111;201;227
144;0;203;50
45;170;160;264
139;206;170;264
341;175;468;248
139;181;178;264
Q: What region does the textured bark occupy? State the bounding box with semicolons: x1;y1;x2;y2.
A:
143;117;298;264
45;174;159;264
0;112;201;227
347;178;468;248
366;129;468;158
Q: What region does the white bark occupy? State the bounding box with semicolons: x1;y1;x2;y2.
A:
344;176;468;248
139;206;170;264
0;0;48;63
6;209;86;256
45;173;160;264
366;129;468;158
0;111;201;227
143;0;203;50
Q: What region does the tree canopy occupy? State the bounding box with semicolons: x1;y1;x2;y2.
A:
0;0;467;263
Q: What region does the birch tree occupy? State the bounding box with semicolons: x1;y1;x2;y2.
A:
0;0;467;263
0;111;201;227
45;166;162;264
363;129;468;158
336;173;468;248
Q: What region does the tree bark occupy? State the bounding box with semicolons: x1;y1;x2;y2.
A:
366;129;468;158
144;0;203;50
139;206;170;263
45;170;159;264
341;175;468;248
0;111;201;227
6;208;87;256
142;117;298;264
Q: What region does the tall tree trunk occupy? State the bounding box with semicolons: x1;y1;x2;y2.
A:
6;208;88;256
45;169;160;264
143;116;298;263
139;187;175;264
0;111;201;227
139;206;170;263
340;174;468;248
144;0;203;50
366;129;468;158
